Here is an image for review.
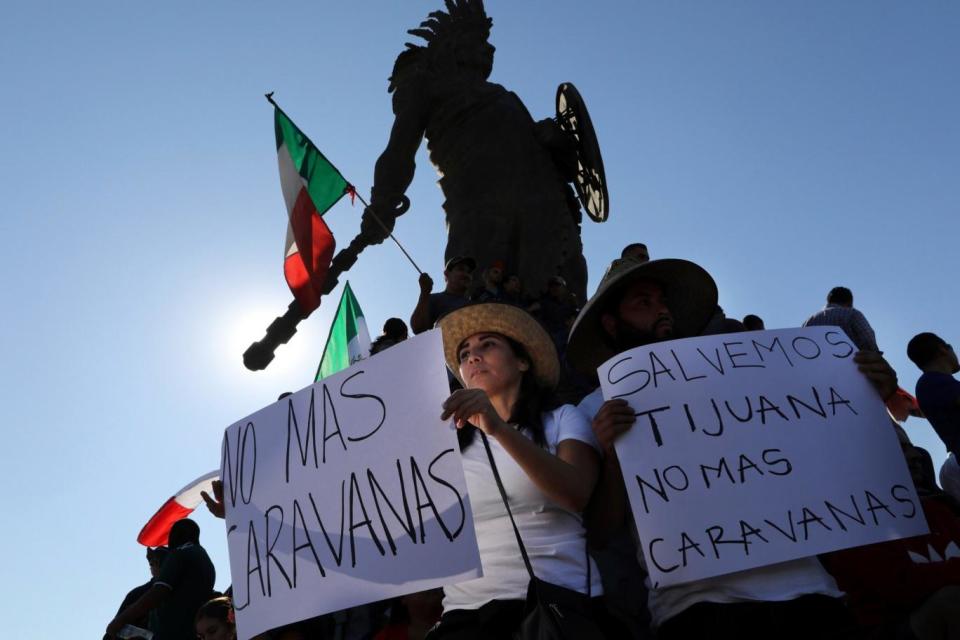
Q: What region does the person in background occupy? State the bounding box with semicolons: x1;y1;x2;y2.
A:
410;256;476;334
568;256;898;640
803;286;879;352
431;302;610;638
372;317;409;354
473;259;506;302
908;332;960;458
721;318;747;333
500;273;526;308
942;455;960;504
195;596;236;640
113;547;170;636
620;243;649;262
532;275;580;346
742;314;765;331
107;518;216;639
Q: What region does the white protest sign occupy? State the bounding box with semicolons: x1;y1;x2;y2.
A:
221;330;482;640
599;327;927;588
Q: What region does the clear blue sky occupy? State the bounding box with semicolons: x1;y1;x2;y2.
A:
1;2;957;636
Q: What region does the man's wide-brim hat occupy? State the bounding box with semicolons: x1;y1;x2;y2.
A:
567;258;718;376
437;303;560;390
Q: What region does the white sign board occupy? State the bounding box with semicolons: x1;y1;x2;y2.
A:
221;331;482;640
599;327;927;588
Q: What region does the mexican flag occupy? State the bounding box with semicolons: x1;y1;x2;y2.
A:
274;104;350;314
316;282;371;381
137;470;219;547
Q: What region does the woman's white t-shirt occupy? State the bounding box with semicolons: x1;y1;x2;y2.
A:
442;404;604;612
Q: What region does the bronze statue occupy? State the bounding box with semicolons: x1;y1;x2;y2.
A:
244;0;608;370
360;0;608;303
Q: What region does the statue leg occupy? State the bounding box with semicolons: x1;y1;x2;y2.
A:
444;209;513;283
560;245;588;305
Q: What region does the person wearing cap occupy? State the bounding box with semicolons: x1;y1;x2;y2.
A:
410;256;476;335
620;243;650;263
433;303;610;638
567;256;898;639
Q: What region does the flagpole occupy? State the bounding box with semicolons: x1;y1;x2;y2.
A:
353;192;423;276
245;93;423;372
266;92;422;276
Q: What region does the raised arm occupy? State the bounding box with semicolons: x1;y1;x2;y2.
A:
442;390;599;512
410;272;435;334
360;90;429;245
105;583;170;637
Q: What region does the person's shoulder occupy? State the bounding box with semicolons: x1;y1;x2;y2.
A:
919;371;960;388
916;372;960;406
547;404;601;451
178;542;211;562
801;308;827;325
541;403;589;429
576;387;604;418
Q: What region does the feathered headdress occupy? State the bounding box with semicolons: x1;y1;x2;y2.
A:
389;0;493;93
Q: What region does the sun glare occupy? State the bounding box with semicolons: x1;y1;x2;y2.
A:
216;301;322;383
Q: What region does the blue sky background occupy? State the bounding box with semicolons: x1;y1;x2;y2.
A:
1;1;957;636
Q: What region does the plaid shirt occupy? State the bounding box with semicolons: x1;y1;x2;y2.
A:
802;303;879;351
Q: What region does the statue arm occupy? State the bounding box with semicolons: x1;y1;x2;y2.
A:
372;108;426;202
534;117;578;181
360;99;428;244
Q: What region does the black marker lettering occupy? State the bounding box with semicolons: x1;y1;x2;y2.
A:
824;330;855;359
264;505;292;595
607;356;651;398
786;386;826;419
865;489;896;525
648;537;679;573
724;341;765;369
824;495;866;532
890;484;917;518
340;370;387;442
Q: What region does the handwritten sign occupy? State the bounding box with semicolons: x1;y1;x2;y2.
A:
221;331;482;640
599;327;927;587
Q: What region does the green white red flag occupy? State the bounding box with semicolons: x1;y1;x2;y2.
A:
274;105;352;314
315;281;371;381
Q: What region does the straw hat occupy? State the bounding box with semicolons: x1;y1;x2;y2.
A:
437;303;560;390
567;257;718;376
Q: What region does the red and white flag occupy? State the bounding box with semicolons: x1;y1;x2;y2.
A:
137;470;219;547
274;104;349;314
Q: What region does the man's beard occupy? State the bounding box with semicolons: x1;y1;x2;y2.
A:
610;317;673;352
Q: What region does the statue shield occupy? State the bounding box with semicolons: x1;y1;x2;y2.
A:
556;82;609;222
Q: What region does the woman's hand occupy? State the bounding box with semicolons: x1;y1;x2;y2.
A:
441;389;509;435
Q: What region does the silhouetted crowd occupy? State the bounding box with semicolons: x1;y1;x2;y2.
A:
109;242;960;640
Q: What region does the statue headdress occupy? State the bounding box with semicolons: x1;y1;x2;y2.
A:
389;0;493;93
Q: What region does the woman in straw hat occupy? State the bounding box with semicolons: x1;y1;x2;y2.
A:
433;302;608;638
